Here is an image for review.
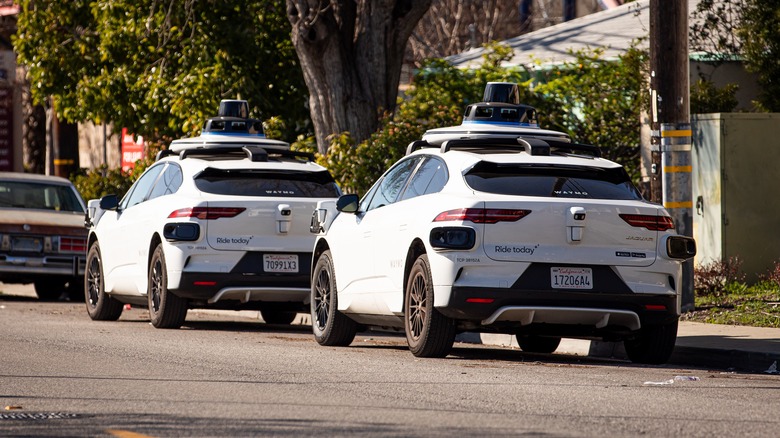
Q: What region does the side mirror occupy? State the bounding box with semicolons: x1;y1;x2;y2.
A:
336;194;359;213
99;194;119;211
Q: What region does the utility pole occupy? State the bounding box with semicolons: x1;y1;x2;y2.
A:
649;0;694;311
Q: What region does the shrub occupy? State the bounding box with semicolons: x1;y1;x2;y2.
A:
694;256;746;296
759;260;780;288
71;139;165;201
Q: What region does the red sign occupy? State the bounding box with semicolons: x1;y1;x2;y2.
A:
121;128;145;171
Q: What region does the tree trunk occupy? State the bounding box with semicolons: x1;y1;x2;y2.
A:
287;0;432;154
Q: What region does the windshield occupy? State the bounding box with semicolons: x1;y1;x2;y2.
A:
0;180;85;212
464;162;643;200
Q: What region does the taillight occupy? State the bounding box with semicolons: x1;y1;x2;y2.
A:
433;208;531;224
60;236;87;252
168;207;245;220
619;214;675;231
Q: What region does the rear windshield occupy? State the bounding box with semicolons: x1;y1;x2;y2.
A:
194;169;340;198
464;162;643;200
0;180;84;212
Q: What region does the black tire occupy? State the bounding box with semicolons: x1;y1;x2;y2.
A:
624;320;679;365
311;250;357;346
84;243;123;321
260;309;298;325
34;279;66;301
148;244;188;329
404;254;456;358
516;335;562;354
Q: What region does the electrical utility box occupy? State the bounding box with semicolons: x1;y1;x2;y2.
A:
691;113;780;282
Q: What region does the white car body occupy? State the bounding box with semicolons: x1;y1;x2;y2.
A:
310;96;695;363
85;129;340;328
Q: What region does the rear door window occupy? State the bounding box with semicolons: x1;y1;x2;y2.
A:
464;162;643;200
400;156;448;201
365;157;420;211
194;169;340;198
148;163;183;200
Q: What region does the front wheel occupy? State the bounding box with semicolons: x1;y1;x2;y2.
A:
311;250;357;346
148;244;188;329
84;243;123;321
624;320;678;364
404;254;455;358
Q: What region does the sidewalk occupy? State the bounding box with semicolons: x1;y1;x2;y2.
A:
468;321;780;373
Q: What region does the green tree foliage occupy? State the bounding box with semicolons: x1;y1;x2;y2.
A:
14;0;308;141
738;0;780;112
690;79;739;114
310;44;647;195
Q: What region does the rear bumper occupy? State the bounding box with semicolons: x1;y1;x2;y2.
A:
171;271;309;304
0;253;85;282
439;286;678;335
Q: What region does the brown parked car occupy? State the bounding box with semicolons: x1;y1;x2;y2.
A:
0;172;87;300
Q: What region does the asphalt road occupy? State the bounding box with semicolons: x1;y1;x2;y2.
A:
2;285;779;437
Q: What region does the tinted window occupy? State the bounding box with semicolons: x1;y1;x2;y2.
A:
0;181;84;213
121;164;165;209
365;157;420;211
148;163;183;200
400;157;448;201
194;169;340;197
464;163;643;200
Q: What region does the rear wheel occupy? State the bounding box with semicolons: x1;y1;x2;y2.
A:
624;320;678;364
516;335;561;354
34;279;66;301
311;250;357;346
84;243;123;321
404;254;456;358
148;244;188;329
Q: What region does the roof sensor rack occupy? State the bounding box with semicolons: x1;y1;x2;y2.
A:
407;136;601;158
175;145;314;162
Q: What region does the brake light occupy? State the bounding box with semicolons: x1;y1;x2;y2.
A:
466;298;495;304
619;214;674;231
168;207;246;220
433;208;531;224
60;236;87;252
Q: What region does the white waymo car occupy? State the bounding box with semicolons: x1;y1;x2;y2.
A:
85;101;340;328
309;83;696;364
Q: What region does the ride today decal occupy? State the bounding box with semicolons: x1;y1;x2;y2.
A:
489;244;539;257
213;236;254;247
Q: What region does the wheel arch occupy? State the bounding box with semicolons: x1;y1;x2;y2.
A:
87;231;99;249
147;233;163;273
402;238;427;298
312;238;331;279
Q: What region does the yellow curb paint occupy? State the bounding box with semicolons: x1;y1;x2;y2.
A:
106;430;157;438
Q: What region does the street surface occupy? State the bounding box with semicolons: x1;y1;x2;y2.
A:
2;284;779;437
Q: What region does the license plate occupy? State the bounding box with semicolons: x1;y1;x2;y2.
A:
12;236;42;252
263;254;298;273
551;267;593;290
